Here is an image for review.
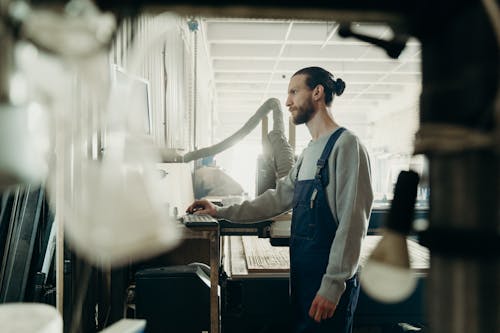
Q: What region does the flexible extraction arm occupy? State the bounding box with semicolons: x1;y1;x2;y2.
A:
182;97;284;163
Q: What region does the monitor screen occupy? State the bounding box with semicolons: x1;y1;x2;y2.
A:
156;163;195;219
112;65;152;135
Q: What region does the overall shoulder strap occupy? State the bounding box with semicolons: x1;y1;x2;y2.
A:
315;127;346;179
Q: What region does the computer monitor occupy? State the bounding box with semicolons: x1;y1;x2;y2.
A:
156;163;195;219
112;65;152;136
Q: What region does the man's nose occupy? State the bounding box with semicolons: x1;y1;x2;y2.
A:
285;97;292;107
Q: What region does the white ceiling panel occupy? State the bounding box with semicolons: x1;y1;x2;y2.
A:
333;73;385;82
215;72;271;82
213;59;275;71
382;73;421;83
210;44;281;58
216;82;270;92
365;84;407;93
396;62;421;73
217;96;262;103
282;44;372;59
206;21;289;41
287;22;335;42
202;17;422;149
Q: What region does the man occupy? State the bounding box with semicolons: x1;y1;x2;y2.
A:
187;67;373;333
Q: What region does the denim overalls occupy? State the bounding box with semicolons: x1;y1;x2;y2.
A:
290;128;360;333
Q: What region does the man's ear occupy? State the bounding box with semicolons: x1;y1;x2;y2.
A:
313;85;324;101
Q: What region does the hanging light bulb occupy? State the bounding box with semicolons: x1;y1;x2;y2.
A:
360;170;420;303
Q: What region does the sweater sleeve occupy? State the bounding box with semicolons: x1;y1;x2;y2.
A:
317;133;373;305
215;157;300;222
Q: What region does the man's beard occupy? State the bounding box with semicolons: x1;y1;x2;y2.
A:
291;99;315;125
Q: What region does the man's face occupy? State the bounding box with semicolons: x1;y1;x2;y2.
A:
286;74;315;125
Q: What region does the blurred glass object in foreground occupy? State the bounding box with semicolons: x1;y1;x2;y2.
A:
1;2;183;266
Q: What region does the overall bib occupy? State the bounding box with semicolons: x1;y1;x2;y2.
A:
290;128;360;333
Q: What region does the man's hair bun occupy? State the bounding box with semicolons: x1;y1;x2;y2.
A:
335;78;345;96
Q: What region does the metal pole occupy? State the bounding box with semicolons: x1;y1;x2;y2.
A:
417;3;500;332
427;152;499;333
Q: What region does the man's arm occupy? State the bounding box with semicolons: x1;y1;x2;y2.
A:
317;133;373;306
187;157;301;223
215;161;298;222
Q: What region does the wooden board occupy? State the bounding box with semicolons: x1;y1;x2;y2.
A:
359;236;430;271
230;235;429;275
229;236;249;276
242;236;290;273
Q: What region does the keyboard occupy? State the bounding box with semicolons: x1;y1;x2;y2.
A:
181;214;219;227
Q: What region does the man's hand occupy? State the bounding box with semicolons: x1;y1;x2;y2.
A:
186;199;217;216
308;294;337;323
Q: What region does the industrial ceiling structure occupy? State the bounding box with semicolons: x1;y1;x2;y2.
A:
201;18;422;150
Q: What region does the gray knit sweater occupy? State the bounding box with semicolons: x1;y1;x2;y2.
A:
216;128;373;305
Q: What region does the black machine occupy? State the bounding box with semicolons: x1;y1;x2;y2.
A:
221;273;426;333
135;263;211;333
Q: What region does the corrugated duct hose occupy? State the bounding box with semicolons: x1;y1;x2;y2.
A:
182;99;295;187
256;107;295;195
